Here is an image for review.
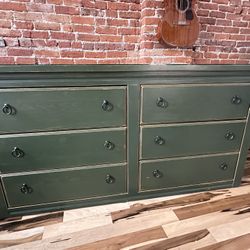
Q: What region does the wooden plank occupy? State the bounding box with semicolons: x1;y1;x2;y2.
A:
0;233;43;249
197;233;250;250
130;229;209;250
0;217;22;225
0;212;63;232
67;226;167;250
4;210;178;250
208;217;250;242
174;193;250;220
163;210;250;238
111;192;221;222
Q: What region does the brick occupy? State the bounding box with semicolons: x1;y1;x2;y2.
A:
0;29;21;37
119;11;140;19
210;11;226;18
197;10;210;17
14;12;43;21
107;19;128;27
0;57;15;64
35;22;60;31
219;5;235;13
108;2;129;10
0;20;11;28
15;21;34;30
8;48;33;56
224;27;240;33
96;26;117;35
61;50;84;58
4;38;19;47
55;6;80;15
99;35;122;42
85;51;106;58
27;3;54;13
71;16;94;25
72;25;94;33
106;51;127;58
51;58;74;64
44;13;71;23
74;59;97;64
216;19;232;26
0;2;26;12
15;57;36;64
51;32;75;40
78;34;100;42
118;27;138;35
199;2;218;10
240;28;250;34
35;50;60;57
64;0;82;6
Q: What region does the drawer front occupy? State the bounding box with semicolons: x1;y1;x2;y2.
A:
0;128;126;173
141;121;245;159
2;164;127;207
141;85;250;124
0;87;126;133
140;154;238;191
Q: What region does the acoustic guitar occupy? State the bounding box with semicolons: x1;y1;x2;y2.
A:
157;0;199;47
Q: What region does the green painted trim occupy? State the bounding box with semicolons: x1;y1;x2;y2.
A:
0;64;249;73
127;84;141;195
233;107;250;186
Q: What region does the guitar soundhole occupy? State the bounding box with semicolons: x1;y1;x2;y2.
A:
177;0;189;12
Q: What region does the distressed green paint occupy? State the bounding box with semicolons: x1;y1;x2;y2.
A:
142;85;250;124
0;87;126;133
0;65;249;219
141;121;245;160
140;154;238;191
3;164;127;208
0;128;126;173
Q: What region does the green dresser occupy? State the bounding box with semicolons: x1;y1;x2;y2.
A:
0;65;250;219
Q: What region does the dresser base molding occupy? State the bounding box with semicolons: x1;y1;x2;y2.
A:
2;180;233;219
0;65;250;219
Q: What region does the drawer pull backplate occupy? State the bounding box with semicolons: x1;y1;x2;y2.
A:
2;104;15;115
11;147;25;158
102;100;113;111
231;95;242;105
20;184;33;194
156;97;168;108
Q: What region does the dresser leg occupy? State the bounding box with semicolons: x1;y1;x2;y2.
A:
233;107;250;186
0;181;8;219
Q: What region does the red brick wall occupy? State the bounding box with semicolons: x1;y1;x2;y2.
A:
0;0;249;64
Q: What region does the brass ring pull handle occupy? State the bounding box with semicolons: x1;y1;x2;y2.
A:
11;147;25;158
154;136;165;145
20;184;33;194
231;95;242;105
220;163;228;171
156;97;168;108
102;100;113;111
2;104;15;115
225;132;235;141
104;141;115;150
105;174;115;184
153;169;163;178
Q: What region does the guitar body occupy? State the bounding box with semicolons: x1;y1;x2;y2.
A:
157;0;199;47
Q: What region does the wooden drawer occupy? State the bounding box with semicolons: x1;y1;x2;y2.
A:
141;121;245;160
140;153;238;191
0;128;126;173
0;87;126;133
141;85;250;124
2;164;127;208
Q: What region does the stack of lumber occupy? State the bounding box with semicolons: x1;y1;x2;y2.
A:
1;152;250;250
